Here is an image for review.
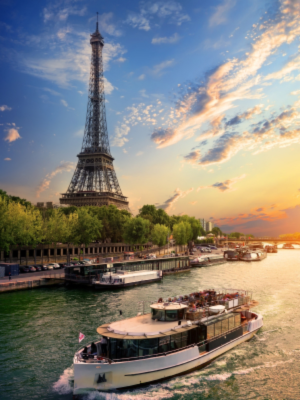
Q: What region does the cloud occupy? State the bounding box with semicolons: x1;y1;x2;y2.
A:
74;128;84;137
157;187;194;212
115;57;126;63
61;99;68;107
0;105;12;112
138;74;145;80
98;12;122;37
4;158;11;161
126;1;190;31
225;105;263;127
4;128;21;143
197;174;246;192
43;87;61;96
152;59;175;76
136;151;144;156
151;0;300;150
215;204;300;236
36;161;75;198
112;124;130;147
22;32;125;90
182;150;201;165
43;3;86;23
152;33;180;44
265;53;300;82
209;0;236;27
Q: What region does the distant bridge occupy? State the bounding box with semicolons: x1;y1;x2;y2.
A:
218;237;300;244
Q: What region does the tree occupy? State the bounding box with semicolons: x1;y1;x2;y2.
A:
172;221;193;250
179;215;202;240
71;208;103;246
151;224;169;253
123;217;151;246
138;205;170;228
212;227;223;237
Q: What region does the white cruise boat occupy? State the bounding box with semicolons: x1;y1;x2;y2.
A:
93;270;163;289
73;288;263;395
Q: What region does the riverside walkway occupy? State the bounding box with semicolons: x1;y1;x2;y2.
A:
0;270;65;293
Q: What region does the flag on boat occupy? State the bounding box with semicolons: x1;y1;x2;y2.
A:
79;332;85;343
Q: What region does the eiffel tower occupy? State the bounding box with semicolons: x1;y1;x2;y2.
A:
60;17;129;210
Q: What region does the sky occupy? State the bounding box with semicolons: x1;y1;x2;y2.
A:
1;0;300;236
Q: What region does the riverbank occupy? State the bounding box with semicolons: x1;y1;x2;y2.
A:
0;271;65;293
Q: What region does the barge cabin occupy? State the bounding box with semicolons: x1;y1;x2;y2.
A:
65;256;190;286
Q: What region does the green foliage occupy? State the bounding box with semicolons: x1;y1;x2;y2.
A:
0;189;32;208
172;221;193;245
71;208;103;246
179;215;202;240
228;232;243;239
123;217;151;245
86;205;131;242
212;227;223;236
0;197;43;252
138;205;170;227
151;224;169;247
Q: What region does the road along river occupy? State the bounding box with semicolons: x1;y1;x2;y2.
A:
0;249;300;400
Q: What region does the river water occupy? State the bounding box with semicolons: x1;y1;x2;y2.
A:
1;249;300;400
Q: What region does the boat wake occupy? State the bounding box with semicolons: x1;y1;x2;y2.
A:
53;365;74;395
79;358;295;400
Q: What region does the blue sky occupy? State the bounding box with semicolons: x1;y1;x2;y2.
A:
1;0;300;235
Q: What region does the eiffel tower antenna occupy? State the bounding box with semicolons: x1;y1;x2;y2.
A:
60;19;129;210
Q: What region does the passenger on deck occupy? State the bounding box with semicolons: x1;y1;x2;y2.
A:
82;346;88;360
90;342;97;354
100;336;108;357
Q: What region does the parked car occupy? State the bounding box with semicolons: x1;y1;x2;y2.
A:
208;245;218;250
33;265;42;271
20;266;30;273
58;263;67;268
28;266;37;272
46;265;54;270
41;265;48;270
46;263;60;269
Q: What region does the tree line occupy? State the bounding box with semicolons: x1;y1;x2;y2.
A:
0;189;243;253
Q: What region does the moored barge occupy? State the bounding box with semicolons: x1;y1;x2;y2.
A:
93;270;162;289
72;288;262;395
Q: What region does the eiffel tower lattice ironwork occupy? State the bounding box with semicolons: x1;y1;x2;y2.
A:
60;18;129;210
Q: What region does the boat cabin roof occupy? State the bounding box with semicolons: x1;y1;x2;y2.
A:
102;270;158;278
97;313;197;340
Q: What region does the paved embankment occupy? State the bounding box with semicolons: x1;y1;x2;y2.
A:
0;271;65;293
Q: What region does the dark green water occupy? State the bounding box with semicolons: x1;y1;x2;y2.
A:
1;250;300;400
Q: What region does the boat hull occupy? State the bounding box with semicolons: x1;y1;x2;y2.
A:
73;326;261;395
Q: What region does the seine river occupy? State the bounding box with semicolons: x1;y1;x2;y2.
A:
1;249;300;400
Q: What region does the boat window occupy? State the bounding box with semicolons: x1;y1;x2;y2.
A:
139;338;159;356
181;331;188;347
234;313;241;327
214;321;222;336
228;315;235;330
170;333;181;350
159;336;170;353
221;318;229;334
151;308;165;321
188;327;197;344
197;325;206;342
165;310;178;321
207;323;215;339
124;339;139;358
178;308;185;320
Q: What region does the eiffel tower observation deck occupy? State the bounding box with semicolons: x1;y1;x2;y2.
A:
60;18;129;211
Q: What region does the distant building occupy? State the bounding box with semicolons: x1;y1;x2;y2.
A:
206;221;214;232
199;218;206;229
36;202;59;209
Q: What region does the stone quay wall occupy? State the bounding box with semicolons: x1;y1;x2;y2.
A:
0;242;153;265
